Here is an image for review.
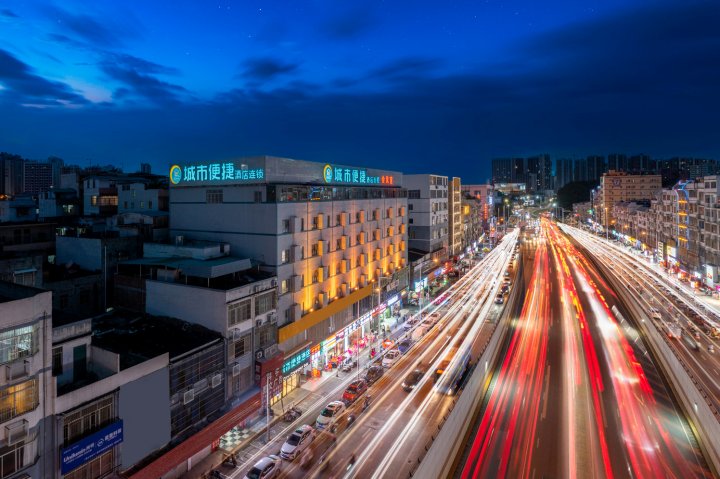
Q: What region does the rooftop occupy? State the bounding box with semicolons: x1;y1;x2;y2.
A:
0;280;46;304
92;310;223;370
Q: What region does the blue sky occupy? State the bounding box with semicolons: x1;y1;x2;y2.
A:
0;0;718;181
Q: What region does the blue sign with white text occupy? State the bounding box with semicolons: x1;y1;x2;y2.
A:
61;420;124;474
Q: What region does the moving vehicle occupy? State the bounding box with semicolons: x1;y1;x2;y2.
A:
402;369;425;392
364;365;384;385
315;401;345;430
411;324;428;341
382;349;401;368
682;333;700;351
434;345;471;395
280;425;315;460
649;308;661;321
243;455;282;479
342;379;368;403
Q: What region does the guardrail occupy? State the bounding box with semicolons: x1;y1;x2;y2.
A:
409;259;521;478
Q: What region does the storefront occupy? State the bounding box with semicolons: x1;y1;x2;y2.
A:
281;345;310;399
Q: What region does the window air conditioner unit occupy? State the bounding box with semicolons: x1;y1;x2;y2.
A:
256;319;263;328
211;374;222;388
183;389;195;405
271;279;277;288
268;312;277;323
5;420;28;446
233;364;242;377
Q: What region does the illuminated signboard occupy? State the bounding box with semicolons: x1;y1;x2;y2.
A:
282;347;310;375
169;162;264;185
322;164;393;185
61;420;123;474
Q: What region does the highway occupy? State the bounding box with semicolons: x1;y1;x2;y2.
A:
562;223;720;419
458;220;713;479
228;229;520;479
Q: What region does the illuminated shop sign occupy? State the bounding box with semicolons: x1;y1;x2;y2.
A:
322;164;393;185
170;162;265;185
282;347;310;375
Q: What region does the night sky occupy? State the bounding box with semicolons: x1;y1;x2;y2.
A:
1;1;718;182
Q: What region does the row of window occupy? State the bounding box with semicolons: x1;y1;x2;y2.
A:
282;208;406;233
280;230;406;265
0;378;38;424
227;291;277;327
0;325;37;366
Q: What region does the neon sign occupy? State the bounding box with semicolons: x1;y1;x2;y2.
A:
322;164;393;185
170;162;264;185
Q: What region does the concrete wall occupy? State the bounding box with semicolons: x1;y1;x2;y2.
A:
119;366;171;468
146;280;228;332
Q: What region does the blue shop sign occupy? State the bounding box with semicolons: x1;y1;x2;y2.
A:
170;162;264;185
61;420;123;474
282;347;311;375
322;164;393;185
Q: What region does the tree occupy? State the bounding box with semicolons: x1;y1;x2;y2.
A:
557;181;597;210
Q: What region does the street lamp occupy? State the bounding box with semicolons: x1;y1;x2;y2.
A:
604;206;609;242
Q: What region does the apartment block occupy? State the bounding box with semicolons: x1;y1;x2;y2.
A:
598;170;661;227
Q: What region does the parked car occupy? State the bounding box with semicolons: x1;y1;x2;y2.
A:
501;284;510;294
494;293;504;305
402;369;424;392
364;365;384;385
342;379;368;403
280;425;315;460
243;455;282;479
340;357;358;372
382;349;401;368
315;401;345;430
397;338;413;354
403;317;419;331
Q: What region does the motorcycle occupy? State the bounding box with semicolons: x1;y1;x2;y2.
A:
362;395;371;412
341;358;357;372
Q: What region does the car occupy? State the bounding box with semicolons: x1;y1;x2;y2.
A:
709;344;715;354
364;365;384;385
494;293;504;305
402;369;425;392
649;308;661;321
397;338;413;354
315;401;345;430
504;271;510;277
382;349;401;368
280;425;315;460
342;379;368;403
243;455;282;479
501;284;510;294
340;357;358;372
403;317;419;331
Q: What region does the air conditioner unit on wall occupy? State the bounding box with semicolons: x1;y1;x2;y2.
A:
211;374;222;388
233;364;242;377
183;389;195;405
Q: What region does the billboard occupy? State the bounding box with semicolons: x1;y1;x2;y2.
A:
61;420;123;474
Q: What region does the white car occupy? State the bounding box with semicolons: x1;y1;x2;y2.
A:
315;401;345;430
244;455;281;479
280;425;315;460
494;293;504;305
382;349;401;368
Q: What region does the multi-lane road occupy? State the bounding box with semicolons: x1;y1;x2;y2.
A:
220;220;718;479
458;220;713;479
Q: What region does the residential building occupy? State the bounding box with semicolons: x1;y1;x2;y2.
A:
491;157;525;184
0;222;56;258
23;161;54;195
460;184;493;227
0;281;53;479
448;177;463;257
554;158;574;191
573;158;588;182
586;155;606;183
598;170;661;227
169;156;408;378
0;153;24;197
38;189;80;222
0;195;37;223
406;174;448;259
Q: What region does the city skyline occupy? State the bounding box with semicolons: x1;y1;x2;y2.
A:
1;1;719;182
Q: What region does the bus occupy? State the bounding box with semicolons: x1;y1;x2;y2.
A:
433;345;472;396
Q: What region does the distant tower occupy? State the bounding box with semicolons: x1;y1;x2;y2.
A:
140;163;152;174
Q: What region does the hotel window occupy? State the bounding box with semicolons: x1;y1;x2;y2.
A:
206;189;223;204
280;249;290;264
52;347;63;376
0;379;39;423
280;279;289;295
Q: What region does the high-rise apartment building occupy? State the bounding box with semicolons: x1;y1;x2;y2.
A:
586;155;606;183
0;153;24;196
23;161;54;195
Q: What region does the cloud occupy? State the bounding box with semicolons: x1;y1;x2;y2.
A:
323;8;376;40
1;9;18;18
0;48;88;106
368;57;443;81
239;57;300;81
44;5;141;48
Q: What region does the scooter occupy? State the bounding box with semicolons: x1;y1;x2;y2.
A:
283;406;302;422
362;395;371;412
